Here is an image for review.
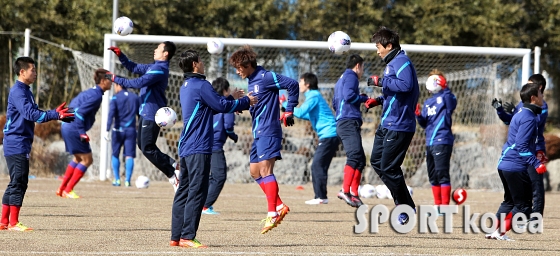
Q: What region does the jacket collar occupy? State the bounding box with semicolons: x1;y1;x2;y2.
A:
523;103;542;115
183;72;206;80
248;66;265;80
383;47;402;64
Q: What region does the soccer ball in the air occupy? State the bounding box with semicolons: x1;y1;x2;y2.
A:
135;175;150;189
155;107;177;129
113;16;134;36
359;184;376;198
327;31;351;55
207;39;224;55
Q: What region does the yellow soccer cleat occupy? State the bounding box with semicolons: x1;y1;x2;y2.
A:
62;190;81;199
260;215;279;234
8;222;33;232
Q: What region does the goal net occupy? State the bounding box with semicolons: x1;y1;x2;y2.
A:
73;34;530;190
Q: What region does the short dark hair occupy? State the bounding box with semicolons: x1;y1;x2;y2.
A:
178;50;199;73
163;41;176;61
371;26;400;49
528;74;546;92
520;83;540;103
14;57;35;76
300;72;318;90
346;54;364;69
229;45;258;69
212;77;230;96
94;68;109;84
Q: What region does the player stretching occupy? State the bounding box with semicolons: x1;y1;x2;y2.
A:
368;26;419;224
229;45;299;234
1;57;74;231
106;41;180;192
170;50;255;248
486;83;547;241
107;83;139;187
57;69;113;198
415;70;457;214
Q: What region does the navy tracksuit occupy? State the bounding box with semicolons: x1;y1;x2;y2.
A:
107;89;139;157
370;50;419;208
171;73;250;241
496;100;547;216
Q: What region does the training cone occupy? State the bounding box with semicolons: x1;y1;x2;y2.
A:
296;185;304;190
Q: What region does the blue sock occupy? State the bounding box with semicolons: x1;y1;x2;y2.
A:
125;158;134;183
112;156;120;181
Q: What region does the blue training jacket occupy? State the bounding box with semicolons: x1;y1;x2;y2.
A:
64;85;104;135
333;69;368;122
497;100;548;153
416;88;457;146
178;74;250;157
212;113;237;151
283;89;337;139
379;50;419;133
3;81;59;156
107;89;139;132
497;104;542;172
247;66;299;139
113;53;169;121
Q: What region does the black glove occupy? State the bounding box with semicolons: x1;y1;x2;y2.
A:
503;101;515;114
231;134;238;143
61;108;75;123
491;98;502;110
280;112;295;127
280;106;286;112
367;75;383;87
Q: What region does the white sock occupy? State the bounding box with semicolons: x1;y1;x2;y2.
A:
276;204;284;211
268;212;278;217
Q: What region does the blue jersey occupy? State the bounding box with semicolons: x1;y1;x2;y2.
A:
178;74;250;157
379;50;419;133
497;104;542;172
64;85;104;134
283;90;337;139
416;88;457;146
113;53;169;121
212;113;237;151
247;66;299;138
3;81;59;156
333;69;368;122
107;89;139;132
497;100;548;153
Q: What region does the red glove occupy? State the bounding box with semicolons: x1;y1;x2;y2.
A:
415;103;421;116
367;75;382;87
108;46;122;57
536;163;547;174
104;72;115;82
365;98;382;109
279;112;295;127
80;134;90;143
56;102;75;122
537;151;549;164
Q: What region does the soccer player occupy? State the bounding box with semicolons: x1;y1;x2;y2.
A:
57;69;113;199
486;83;547;241
415;70;457;213
170;50;256;248
332;55;375;208
106;41;181;192
280;72;339;205
492;74;548;219
1;57;74;231
228;45;299;234
368;26;419;224
106;83;140;187
202;77;239;215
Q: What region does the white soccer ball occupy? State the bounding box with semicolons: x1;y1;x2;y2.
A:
155;107;177;129
207;39;224;55
113;16;134;36
375;185;388;199
425;74;446;93
135;175;150;189
327;31;351;55
359;184;376;198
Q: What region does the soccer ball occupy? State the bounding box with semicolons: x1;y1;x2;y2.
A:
375;185;391;199
359;184;376;198
155;107;177;129
425;74;447;93
113;16;134;36
327;31;351;55
207;39;224;55
135;175;150;189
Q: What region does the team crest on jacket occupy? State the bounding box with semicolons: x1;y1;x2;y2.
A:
437;97;442;104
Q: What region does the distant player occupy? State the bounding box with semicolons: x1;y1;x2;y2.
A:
202;77;239;215
280;72;339;205
368;26;419;224
415;70;457;213
106;83;140;187
492;74;548;219
106;41;181;192
229;45;299;234
1;57;74;231
170;50;255;248
486;83;547;240
57;68;113;198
